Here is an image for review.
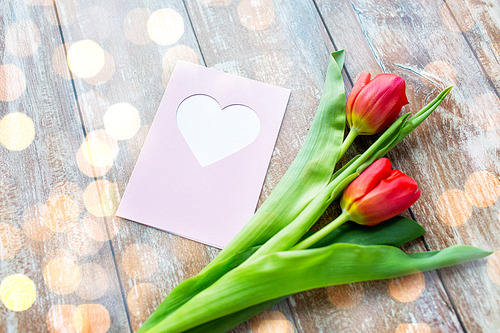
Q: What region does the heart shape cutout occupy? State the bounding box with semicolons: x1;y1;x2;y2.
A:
177;94;261;167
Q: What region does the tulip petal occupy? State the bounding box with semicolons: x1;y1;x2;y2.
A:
346;72;371;126
341;158;393;212
351;74;409;134
349;172;420;225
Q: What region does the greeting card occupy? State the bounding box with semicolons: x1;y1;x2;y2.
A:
116;61;291;248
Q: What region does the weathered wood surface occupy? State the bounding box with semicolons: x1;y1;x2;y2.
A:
1;1;130;332
1;0;500;332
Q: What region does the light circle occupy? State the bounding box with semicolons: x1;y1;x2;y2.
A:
147;9;184;45
0;64;26;102
436;189;472;226
43;256;81;294
67;40;105;78
0;223;22;260
5;21;41;57
104;103;141;140
0;274;36;311
124;8;153;45
81;139;116;167
83;180;120;217
0;112;35;151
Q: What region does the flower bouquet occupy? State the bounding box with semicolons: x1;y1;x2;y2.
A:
138;50;491;333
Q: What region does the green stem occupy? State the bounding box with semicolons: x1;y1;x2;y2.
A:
338;128;359;161
244;114;409;263
292;211;350;250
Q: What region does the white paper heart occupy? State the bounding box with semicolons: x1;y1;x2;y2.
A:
177;94;261;167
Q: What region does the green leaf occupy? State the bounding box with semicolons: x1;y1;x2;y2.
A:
150;244;490;333
380;87;452;157
311;215;426;248
182;216;426;333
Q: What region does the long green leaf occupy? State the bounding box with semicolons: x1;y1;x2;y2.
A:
183;216;426;333
149;244;490;333
311;215;426;248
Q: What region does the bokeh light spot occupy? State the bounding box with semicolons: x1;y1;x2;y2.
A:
326;282;364;309
395;323;431;333
0;223;22;260
104;103;141;140
83;213;121;242
124;8;153;45
46;304;78;333
53;43;74;79
421;61;457;87
66;223;103;257
0;274;36;311
43;256;80;295
67;40;105;78
23;204;54;242
464;171;500;207
487;250;500;286
42;194;79;232
249;310;293;333
5;21;41;57
83;50;115;85
75;263;109;300
0;64;26;102
436;189;472;226
147;9;184;45
83;180;120;217
0;112;35;151
162;45;200;83
73;304;110;333
388;272;425;302
77;130;118;178
237;0;275;30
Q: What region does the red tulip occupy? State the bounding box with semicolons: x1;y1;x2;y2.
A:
340;158;420;226
346;72;409;135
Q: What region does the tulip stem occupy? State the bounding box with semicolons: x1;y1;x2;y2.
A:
291;211;351;251
338;128;359;161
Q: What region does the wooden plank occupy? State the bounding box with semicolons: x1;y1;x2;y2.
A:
316;0;500;331
51;0;224;331
1;1;130;332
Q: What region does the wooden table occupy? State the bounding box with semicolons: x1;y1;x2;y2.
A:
1;0;500;332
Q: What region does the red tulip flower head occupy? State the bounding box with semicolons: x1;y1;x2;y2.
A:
340;158;420;226
346;72;409;135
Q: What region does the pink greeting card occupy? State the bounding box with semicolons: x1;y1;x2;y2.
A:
116;61;291;248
